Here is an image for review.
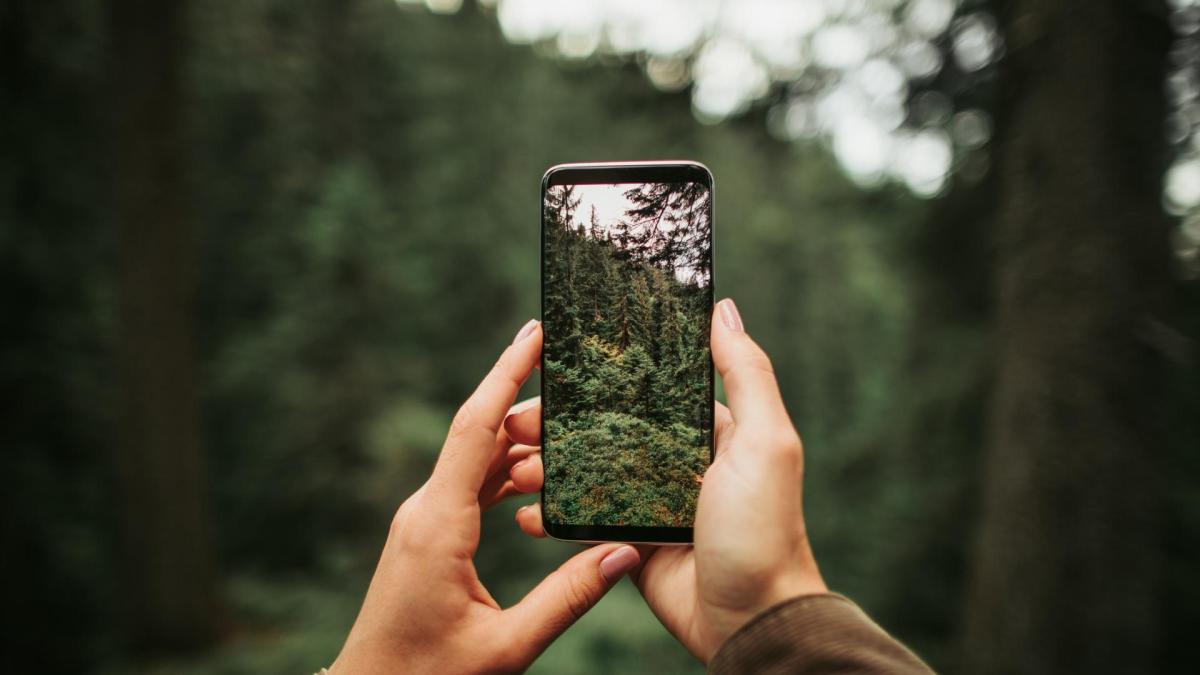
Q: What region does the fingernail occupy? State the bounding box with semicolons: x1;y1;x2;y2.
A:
507;397;539;416
512;319;539;345
719;299;744;332
599;545;639;583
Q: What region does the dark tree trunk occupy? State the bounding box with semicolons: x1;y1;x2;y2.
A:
963;1;1172;672
108;0;218;652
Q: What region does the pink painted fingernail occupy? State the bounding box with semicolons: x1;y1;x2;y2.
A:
512;319;539;344
719;299;744;332
599;545;640;583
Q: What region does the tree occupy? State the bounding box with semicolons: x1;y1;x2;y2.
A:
963;2;1173;672
107;0;219;652
620;182;712;284
545;184;580;231
541;192;712;528
625;272;654;351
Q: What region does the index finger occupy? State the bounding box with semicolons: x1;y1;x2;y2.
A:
431;320;542;499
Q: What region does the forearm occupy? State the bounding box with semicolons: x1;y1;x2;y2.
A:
708;594;933;674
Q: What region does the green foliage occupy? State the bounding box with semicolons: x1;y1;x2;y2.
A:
542;188;711;528
0;0;935;663
31;1;1194;673
543;412;707;527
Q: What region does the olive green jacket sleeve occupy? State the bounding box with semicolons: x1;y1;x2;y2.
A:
708;594;934;674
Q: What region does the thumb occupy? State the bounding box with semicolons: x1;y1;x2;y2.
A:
711;298;791;429
504;544;640;655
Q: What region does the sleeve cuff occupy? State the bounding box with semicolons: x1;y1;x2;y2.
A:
708;593;934;674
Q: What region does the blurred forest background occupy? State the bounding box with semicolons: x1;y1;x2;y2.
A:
1;0;1198;673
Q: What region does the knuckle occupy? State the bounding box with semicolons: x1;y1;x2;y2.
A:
776;429;803;452
744;351;777;376
389;511;406;539
497;361;525;392
490;349;524;388
763;430;803;463
389;493;416;532
448;398;480;440
490;352;511;380
560;573;596;623
390;504;421;545
727;355;777;386
389;489;438;547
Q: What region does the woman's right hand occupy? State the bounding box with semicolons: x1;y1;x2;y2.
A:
504;298;828;663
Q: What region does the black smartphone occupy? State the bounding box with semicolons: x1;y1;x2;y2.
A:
540;161;714;543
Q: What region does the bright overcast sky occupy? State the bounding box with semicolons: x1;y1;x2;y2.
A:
568;183;636;237
562;183;707;284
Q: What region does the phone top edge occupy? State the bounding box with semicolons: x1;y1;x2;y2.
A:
543;161;712;187
544;160;710;170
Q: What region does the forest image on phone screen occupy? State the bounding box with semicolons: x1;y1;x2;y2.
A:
543;180;712;528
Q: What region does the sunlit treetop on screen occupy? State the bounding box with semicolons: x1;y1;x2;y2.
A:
548;182;712;286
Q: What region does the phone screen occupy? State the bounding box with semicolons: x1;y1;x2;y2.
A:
541;163;713;542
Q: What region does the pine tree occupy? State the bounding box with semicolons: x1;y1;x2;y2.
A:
621;182;712;284
545;184;580;231
627;272;654;353
542;182;712;528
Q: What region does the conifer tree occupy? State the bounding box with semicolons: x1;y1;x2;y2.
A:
626;272;654;353
621;182;712;284
542;182;712;528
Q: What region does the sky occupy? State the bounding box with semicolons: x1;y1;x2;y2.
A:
561;182;709;285
567;183;637;238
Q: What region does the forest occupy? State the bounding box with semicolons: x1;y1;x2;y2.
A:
541;182;712;528
3;1;1198;673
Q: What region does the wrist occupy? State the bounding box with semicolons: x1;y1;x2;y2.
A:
703;562;827;662
761;547;827;615
769;559;827;606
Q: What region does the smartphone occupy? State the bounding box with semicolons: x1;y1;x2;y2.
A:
540;161;714;543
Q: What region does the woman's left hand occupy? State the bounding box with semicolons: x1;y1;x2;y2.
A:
332;320;640;674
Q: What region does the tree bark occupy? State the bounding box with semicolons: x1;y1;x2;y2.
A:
108;0;218;652
963;1;1172;672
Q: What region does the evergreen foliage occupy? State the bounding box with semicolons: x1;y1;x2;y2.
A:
542;184;712;527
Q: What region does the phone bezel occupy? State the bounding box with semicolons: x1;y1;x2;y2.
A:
539;161;715;545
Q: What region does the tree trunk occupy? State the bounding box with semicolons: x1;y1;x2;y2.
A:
963;1;1172;672
108;0;218;652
